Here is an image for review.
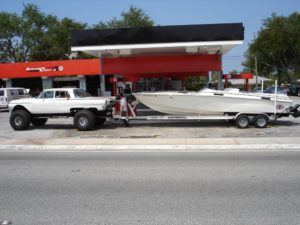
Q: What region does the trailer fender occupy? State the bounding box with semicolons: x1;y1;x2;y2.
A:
233;112;270;121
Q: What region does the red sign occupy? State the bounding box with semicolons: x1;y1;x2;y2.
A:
1;54;221;80
109;77;118;83
0;59;100;79
223;73;253;79
101;54;221;75
25;66;64;72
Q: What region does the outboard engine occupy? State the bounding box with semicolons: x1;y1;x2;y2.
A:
287;104;300;118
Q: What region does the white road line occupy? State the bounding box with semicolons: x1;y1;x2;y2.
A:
0;144;300;152
1;221;12;225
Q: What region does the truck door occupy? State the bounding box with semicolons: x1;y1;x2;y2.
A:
53;90;71;114
31;90;54;114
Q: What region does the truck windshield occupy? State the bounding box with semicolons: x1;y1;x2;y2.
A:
73;89;92;98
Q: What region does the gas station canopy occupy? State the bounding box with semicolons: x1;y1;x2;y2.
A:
71;23;244;58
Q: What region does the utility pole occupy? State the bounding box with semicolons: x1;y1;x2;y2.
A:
253;32;258;89
255;54;258;88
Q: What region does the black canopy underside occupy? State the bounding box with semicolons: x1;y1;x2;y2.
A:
71;23;244;47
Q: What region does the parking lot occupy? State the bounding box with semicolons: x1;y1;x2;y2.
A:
1;96;300;140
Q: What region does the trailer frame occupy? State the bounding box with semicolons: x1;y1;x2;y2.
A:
112;99;300;129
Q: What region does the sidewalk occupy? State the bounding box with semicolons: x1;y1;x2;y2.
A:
0;137;300;151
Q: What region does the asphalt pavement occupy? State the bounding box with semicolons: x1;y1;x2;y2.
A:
1;151;300;225
0;97;300;225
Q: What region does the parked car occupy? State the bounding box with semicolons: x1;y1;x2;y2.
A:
252;87;264;93
0;87;30;111
264;86;288;95
287;83;300;96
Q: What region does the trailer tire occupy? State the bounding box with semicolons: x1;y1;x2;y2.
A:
253;115;268;128
10;109;31;130
235;115;250;129
74;110;96;131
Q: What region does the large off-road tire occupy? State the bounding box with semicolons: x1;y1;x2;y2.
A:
10;110;31;130
253;115;268;128
32;118;48;126
235;115;250;129
74;110;96;131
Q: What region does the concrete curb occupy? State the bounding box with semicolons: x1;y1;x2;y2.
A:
1;144;300;152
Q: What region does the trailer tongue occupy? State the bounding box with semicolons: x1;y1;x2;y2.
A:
285;104;300;118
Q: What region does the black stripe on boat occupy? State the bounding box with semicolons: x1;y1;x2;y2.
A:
261;97;271;100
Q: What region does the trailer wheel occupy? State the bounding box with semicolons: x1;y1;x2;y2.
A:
10;110;31;130
74;110;96;131
235;115;250;129
253;115;268;128
32;118;48;126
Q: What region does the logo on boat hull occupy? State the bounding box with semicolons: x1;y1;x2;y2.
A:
276;104;284;110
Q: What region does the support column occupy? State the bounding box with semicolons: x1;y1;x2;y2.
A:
217;71;224;90
245;79;250;92
42;77;53;90
78;76;86;91
208;71;212;83
100;75;106;96
180;78;185;91
4;79;12;87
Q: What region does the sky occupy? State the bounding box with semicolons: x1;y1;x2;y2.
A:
1;0;299;73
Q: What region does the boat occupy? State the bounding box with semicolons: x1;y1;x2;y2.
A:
133;88;295;116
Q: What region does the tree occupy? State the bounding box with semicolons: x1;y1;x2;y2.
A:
243;13;300;84
93;5;154;29
0;12;22;62
35;17;87;61
185;76;207;91
0;3;86;62
0;4;56;62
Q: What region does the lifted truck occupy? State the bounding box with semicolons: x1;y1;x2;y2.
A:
8;88;114;131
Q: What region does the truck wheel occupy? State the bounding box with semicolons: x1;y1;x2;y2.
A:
235;115;250;129
253;115;268;128
74;110;96;131
32;118;48;126
10;110;31;130
96;117;106;126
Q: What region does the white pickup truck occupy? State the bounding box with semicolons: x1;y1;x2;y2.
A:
8;88;114;131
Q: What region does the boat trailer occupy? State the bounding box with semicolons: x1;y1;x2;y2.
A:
112;99;300;129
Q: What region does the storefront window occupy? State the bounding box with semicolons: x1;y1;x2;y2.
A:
135;77;182;92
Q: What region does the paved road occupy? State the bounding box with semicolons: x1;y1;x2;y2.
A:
1;151;300;225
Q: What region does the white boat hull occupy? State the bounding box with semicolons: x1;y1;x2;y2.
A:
133;90;294;116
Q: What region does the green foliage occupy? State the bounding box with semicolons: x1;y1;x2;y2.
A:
0;4;154;62
0;3;86;62
228;70;239;75
93;5;154;28
185;76;207;91
0;12;22;62
243;12;300;84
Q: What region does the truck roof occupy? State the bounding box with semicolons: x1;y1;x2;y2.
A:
43;88;79;91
